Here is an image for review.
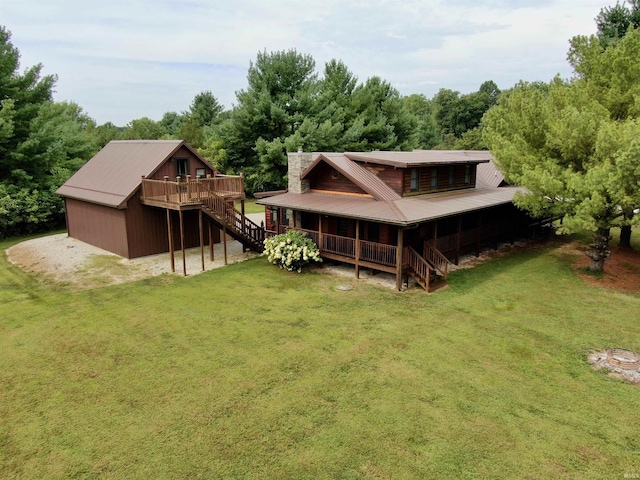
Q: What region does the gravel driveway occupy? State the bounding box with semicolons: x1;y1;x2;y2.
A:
6;233;259;290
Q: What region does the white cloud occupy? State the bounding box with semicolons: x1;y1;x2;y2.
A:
1;0;605;125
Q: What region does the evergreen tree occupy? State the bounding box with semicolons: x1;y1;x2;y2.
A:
0;26;98;237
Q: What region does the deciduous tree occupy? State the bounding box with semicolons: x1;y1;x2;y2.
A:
0;26;98;237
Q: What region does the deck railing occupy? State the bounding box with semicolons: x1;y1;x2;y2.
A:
141;175;245;206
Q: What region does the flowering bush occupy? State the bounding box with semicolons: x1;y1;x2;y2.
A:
263;230;322;272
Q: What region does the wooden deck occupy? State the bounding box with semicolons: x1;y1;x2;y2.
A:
268;226;450;291
140;175;245;210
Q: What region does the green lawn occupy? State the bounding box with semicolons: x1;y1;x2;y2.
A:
236;198;265;215
1;233;640;479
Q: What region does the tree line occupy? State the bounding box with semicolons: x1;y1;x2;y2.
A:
93;55;500;194
0;24;500;238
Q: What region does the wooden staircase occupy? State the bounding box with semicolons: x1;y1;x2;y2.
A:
200;193;265;252
403;242;451;292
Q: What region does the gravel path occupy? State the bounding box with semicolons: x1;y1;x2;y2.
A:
6;234;259;290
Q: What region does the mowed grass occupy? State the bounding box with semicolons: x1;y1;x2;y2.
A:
236;198;265;214
1;233;640;479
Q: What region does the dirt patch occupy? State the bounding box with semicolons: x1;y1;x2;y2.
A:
6;234;259;290
571;243;640;294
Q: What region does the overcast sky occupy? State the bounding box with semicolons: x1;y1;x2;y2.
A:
1;0;604;126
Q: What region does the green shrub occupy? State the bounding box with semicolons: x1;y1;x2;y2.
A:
263;230;322;272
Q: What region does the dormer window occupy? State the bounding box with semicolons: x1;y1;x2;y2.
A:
431;167;439;189
465;165;471;185
449;166;456;187
410;168;419;191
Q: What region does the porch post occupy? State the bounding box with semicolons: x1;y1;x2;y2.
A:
355;220;360;279
318;216;323;252
179;209;186;276
433;220;438;248
199;209;204;272
396;227;404;291
166;209;175;273
455;215;462;265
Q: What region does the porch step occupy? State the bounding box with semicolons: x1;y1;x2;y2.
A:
428;276;449;292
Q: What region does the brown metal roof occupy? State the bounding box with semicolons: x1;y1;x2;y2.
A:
57;140;214;208
344;150;493;167
476;159;506;188
258;187;522;226
302;153;401;201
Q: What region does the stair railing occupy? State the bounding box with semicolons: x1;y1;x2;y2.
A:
423;241;450;280
404;246;431;292
201;193;265;247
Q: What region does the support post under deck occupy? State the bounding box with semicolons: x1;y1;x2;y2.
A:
167;209;175;273
179;210;186;276
209;221;214;261
223;224;228;265
199;209;204;272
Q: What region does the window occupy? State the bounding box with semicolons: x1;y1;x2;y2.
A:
271;207;278;224
196;168;206;178
337;218;349;237
449;166;456;187
410;168;419;191
282;209;291;226
175;158;188;178
431;167;439;189
367;223;380;243
464;165;471;184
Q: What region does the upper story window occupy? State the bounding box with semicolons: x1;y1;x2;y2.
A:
431;167;439;189
464;165;471;185
410;168;419;191
175;158;188;178
196;168;206;178
449;166;456;187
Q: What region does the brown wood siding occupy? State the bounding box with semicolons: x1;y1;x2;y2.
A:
65;198;129;257
364;165;403;195
402;164;478;196
125;192;170;258
308;162;368;195
265;207;275;231
150;146;216;181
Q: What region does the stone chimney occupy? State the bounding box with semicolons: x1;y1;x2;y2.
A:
287;149;314;194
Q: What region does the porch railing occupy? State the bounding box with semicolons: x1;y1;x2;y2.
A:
323;233;356;258
296;228;319;245
360;239;397;267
